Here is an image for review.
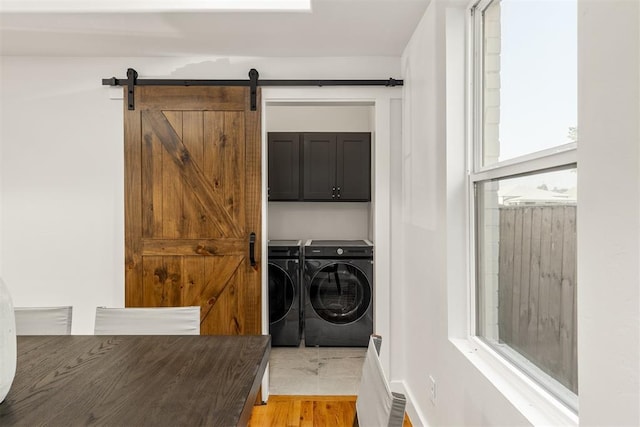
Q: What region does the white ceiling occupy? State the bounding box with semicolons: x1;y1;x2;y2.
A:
0;0;430;57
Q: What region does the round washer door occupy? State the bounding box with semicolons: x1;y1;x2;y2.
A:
309;262;371;325
268;263;295;324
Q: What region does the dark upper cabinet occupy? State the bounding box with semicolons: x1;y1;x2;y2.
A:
303;132;371;201
336;133;371;201
268;131;371;202
303;133;337;200
268;133;301;200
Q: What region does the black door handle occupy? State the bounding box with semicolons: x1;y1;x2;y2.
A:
249;232;256;267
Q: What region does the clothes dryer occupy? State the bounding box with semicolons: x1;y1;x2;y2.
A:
268;240;302;346
303;240;373;347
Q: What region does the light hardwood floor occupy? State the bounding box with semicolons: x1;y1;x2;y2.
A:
249;395;412;427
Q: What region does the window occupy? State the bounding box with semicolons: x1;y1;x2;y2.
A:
470;0;578;411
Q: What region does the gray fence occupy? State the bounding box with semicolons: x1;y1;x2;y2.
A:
498;204;577;393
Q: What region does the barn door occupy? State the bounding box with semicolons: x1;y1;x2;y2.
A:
123;86;261;335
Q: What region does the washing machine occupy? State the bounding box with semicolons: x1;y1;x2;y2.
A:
303;239;374;347
268;240;302;346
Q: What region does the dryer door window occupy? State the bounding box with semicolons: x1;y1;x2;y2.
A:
268;263;295;324
309;262;371;325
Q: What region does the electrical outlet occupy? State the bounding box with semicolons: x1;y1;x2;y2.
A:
429;375;436;404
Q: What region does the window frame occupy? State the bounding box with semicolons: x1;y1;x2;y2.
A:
467;0;578;414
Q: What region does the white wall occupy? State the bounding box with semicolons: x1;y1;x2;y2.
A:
0;56;399;334
396;0;640;425
0;58;126;334
266;104;374;242
397;3;531;425
266;104;374;132
577;0;640;425
268;202;370;242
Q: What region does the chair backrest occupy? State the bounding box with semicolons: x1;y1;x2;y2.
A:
14;306;73;335
355;335;407;427
94;306;201;335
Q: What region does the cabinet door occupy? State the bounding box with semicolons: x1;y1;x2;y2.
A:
268;133;301;200
336;133;371;201
303;133;336;200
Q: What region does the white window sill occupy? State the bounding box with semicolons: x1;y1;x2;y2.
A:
450;337;579;426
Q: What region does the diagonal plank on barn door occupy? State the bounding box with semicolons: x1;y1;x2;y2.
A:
181;254;246;332
162;111;185;239
201;262;247;335
181;111;210;239
142;110;216;239
142;109;243;239
160;110;224;239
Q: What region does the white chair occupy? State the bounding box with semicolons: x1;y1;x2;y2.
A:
94;306;201;335
355;335;407;427
14;306;73;335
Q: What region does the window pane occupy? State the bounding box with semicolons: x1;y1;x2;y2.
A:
482;0;577;166
476;168;577;402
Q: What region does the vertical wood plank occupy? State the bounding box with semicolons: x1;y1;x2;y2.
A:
233;265;246;335
536;207;553;369
511;207;524;350
124;100;143;306
201;111;226;240
299;400;314;427
546;206;565;377
204;111;225;196
182;111;204;165
162;111;183;239
498;207;515;343
560;206;577;393
224;111;246;225
244;88;262;335
141;114;163;238
182;256;205;323
182;111;209;239
313;401;354;427
498;207;507;342
271;400;290;426
518;207;533;354
527;206;543;361
142;256;182;307
288;399;303;426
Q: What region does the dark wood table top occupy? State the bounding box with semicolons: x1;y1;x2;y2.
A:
0;335;271;426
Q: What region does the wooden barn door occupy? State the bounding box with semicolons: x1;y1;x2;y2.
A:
123;86;262;335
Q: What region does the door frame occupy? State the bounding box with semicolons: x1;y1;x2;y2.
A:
261;86;402;399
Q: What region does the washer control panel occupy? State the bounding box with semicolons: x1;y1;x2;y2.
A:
304;240;374;259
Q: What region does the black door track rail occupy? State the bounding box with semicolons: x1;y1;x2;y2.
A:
102;68;403;111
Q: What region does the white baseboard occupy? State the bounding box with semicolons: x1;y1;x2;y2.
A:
391;380;428;427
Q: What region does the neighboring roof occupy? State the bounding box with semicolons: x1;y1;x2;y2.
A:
499;185;576;205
